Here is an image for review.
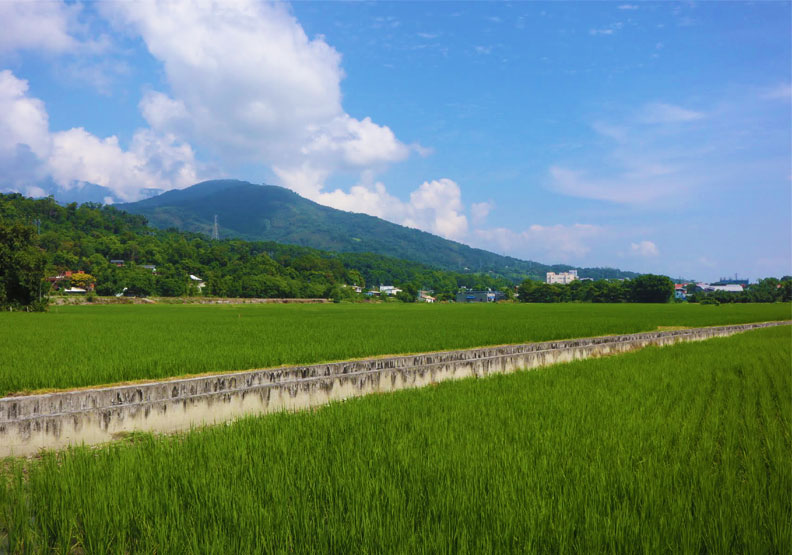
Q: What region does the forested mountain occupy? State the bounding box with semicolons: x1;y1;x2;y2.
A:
117;180;638;282
0;193;512;301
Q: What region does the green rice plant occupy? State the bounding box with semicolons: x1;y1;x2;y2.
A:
0;302;789;395
1;326;789;553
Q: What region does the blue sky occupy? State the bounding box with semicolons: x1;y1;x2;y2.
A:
0;1;789;281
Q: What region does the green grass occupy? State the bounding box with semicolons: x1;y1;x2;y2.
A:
1;325;789;553
0;302;789;395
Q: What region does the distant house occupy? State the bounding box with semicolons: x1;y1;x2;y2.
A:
455;289;504;303
417;290;435;303
63;287;86;294
379;285;402;296
110;260;124;267
546;270;579;285
674;283;687;300
698;283;744;293
47;270;73;291
47;271;95;292
141;265;157;273
343;284;363;294
712;284;744;293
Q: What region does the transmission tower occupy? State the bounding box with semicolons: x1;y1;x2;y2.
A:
212;214;219;240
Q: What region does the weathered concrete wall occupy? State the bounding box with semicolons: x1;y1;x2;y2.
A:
1;321;788;457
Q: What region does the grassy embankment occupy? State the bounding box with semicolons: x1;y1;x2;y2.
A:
1;325;789;552
0;302;789;395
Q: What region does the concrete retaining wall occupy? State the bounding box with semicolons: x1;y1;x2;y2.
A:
1;321;788;457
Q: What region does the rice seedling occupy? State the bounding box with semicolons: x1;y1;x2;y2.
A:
0;302;788;395
0;325;789;552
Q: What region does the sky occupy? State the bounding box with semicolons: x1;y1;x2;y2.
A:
0;1;789;282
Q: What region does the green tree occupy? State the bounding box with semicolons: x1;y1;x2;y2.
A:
122;266;156;297
630;274;674;303
516;279;538;302
0;223;48;310
70;272;96;290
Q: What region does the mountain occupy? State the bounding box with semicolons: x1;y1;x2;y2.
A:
117;180;638;282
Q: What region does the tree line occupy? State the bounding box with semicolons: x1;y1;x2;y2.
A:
0;193;511;309
686;280;792;304
3;193;789;310
516;274;675;303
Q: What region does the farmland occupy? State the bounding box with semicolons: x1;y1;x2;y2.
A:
0;302;789;395
1;325;789;552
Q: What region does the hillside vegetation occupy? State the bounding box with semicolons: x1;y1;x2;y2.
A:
0;193;511;302
117;180;639;282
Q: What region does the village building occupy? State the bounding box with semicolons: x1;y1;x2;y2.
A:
378;285;402;296
455;289;504;303
546;270;579;285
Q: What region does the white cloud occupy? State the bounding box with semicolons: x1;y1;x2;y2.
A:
0;70;51;159
546;99;735;205
105;0;411;194
630;240;659;257
470;201;494;226
761;83;792;101
0;1;79;54
0;69;199;201
4;1;422;207
316;176;469;241
548;166;677;204
590;22;623;36
638;102;705;124
48;128;198;201
618;4;639;10
0;70;54;188
0;1;110;57
407;179;468;239
60;59;132;96
473;223;604;261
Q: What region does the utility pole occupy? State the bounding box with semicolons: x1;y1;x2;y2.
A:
212;215;219;240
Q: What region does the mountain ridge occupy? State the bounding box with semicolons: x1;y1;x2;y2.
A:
117;180;639;282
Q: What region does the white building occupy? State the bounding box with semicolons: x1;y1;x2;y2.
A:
701;283;744;293
546;270;579;285
379;285;402;296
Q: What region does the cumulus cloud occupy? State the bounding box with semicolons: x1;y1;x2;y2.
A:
0;70;51;158
105;0;411;195
48;128;198;201
0;1;80;54
630;240;659;257
316;176;469;241
0;69;199;201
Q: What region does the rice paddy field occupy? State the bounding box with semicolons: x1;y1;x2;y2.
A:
0;325;789;552
0;302;789;396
